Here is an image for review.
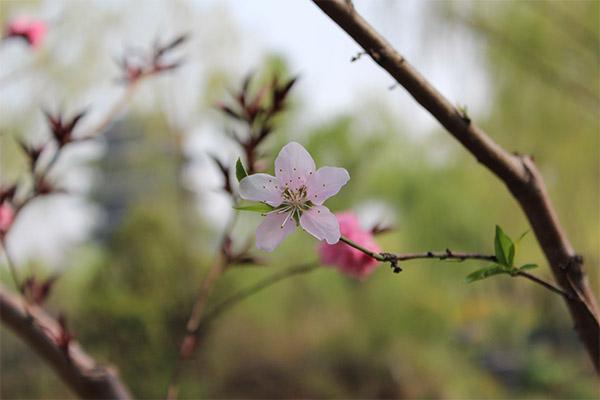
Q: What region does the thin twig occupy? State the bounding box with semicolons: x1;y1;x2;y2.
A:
339;235;578;302
516;270;579;302
166;261;318;400
166;214;238;400
196;262;319;336
167;73;297;398
13;81;141;219
340;235;497;265
77;80;140;141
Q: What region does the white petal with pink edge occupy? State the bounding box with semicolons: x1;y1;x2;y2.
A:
307;166;350;205
256;212;296;252
299;205;340;244
274;142;316;191
239;173;283;207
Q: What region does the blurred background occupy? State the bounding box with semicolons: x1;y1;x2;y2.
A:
1;0;598;398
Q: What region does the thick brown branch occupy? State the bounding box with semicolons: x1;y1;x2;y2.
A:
313;0;599;371
0;284;131;399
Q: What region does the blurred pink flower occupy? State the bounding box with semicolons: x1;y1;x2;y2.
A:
239;142;350;252
0;202;15;237
6;18;46;49
319;212;381;279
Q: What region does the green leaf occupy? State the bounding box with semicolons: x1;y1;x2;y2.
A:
466;264;508;283
235;158;248;182
516;230;529;244
234;203;274;213
514;229;529;255
519;263;538;271
494;225;515;267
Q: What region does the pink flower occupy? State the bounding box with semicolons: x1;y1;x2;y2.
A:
239;142;350;252
6;18;46;49
0;202;15;237
319;212;381;279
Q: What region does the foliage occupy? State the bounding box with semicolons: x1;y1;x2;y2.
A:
466;225;538;283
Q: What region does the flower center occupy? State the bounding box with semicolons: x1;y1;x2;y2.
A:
273;185;313;228
281;185;308;208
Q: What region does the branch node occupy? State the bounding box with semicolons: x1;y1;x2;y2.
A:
517;154;537;186
560;254;584;271
456;104;471;125
350;50;366;62
381;252;402;273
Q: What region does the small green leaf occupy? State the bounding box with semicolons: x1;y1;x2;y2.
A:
519;263;538;271
516;230;529;244
466;264;508;283
494;225;515;267
234;203;273;213
514;229;529;256
235;158;248;182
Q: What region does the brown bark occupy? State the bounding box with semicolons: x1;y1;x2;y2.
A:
0;284;132;399
312;0;599;371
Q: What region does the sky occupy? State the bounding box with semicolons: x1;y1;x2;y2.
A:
1;0;491;268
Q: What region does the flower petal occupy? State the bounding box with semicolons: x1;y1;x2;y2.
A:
275;142;316;190
239;173;283;207
307;167;350;205
299;205;340;244
256;211;297;252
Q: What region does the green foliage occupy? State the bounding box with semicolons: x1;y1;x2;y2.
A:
519;263;538;272
234;202;274;213
235;158;248;182
467;226;539;283
466;264;508;283
494;225;515;267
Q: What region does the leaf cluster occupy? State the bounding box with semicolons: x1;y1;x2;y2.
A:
466;225;537;283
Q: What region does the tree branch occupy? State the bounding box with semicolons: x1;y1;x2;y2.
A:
339;236;578;302
515;270;580;302
340;236;497;265
0;284;132;399
195;262;319;337
312;0;599;371
165;262;318;399
166;216;237;400
14;80;142;218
